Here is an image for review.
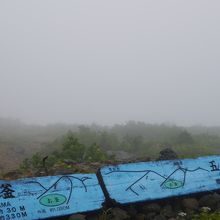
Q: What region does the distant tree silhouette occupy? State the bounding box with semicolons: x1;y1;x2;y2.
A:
176;130;194;145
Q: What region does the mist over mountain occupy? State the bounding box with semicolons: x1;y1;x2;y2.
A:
1;117;220;172
1;0;220;180
0;1;220;126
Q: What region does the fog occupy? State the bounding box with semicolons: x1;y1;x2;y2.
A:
0;1;220;126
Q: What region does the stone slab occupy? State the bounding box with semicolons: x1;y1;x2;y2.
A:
0;174;105;220
99;155;220;204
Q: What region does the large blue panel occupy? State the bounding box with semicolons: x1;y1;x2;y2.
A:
0;174;104;220
100;155;220;204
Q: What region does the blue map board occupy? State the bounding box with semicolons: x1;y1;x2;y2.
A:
2;155;220;219
0;174;105;220
99;156;220;205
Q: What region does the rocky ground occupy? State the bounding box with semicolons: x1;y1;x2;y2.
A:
66;192;220;220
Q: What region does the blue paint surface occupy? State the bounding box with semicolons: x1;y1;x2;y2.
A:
2;155;220;219
0;174;104;219
100;155;220;204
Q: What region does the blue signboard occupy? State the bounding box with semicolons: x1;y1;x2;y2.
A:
2;155;220;219
99;156;220;204
0;174;105;220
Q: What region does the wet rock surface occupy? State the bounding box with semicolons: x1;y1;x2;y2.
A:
68;214;86;220
182;198;199;211
157;148;178;161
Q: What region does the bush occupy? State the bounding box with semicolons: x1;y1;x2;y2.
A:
60;132;85;161
85;143;108;162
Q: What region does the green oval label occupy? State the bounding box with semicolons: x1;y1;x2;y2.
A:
164;179;183;189
39;194;67;207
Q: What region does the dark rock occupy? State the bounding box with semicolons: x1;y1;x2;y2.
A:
185;209;195;219
135;213;146;220
110;207;130;220
199;193;220;209
216;203;220;212
125;205;137;217
142;203;161;214
146;212;157;220
153;215;167;220
157;148;178;161
68;214;86;220
86;214;99;220
171;199;182;213
161;204;174;218
182;198;199;211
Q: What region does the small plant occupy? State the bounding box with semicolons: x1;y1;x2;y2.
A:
192;211;220;220
98;208;112;220
20;153;56;174
85;143;108;162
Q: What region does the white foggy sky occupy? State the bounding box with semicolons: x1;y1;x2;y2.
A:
0;1;220;126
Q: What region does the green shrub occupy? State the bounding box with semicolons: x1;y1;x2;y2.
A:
85;143;108;162
193;211;220;220
61;132;85;162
